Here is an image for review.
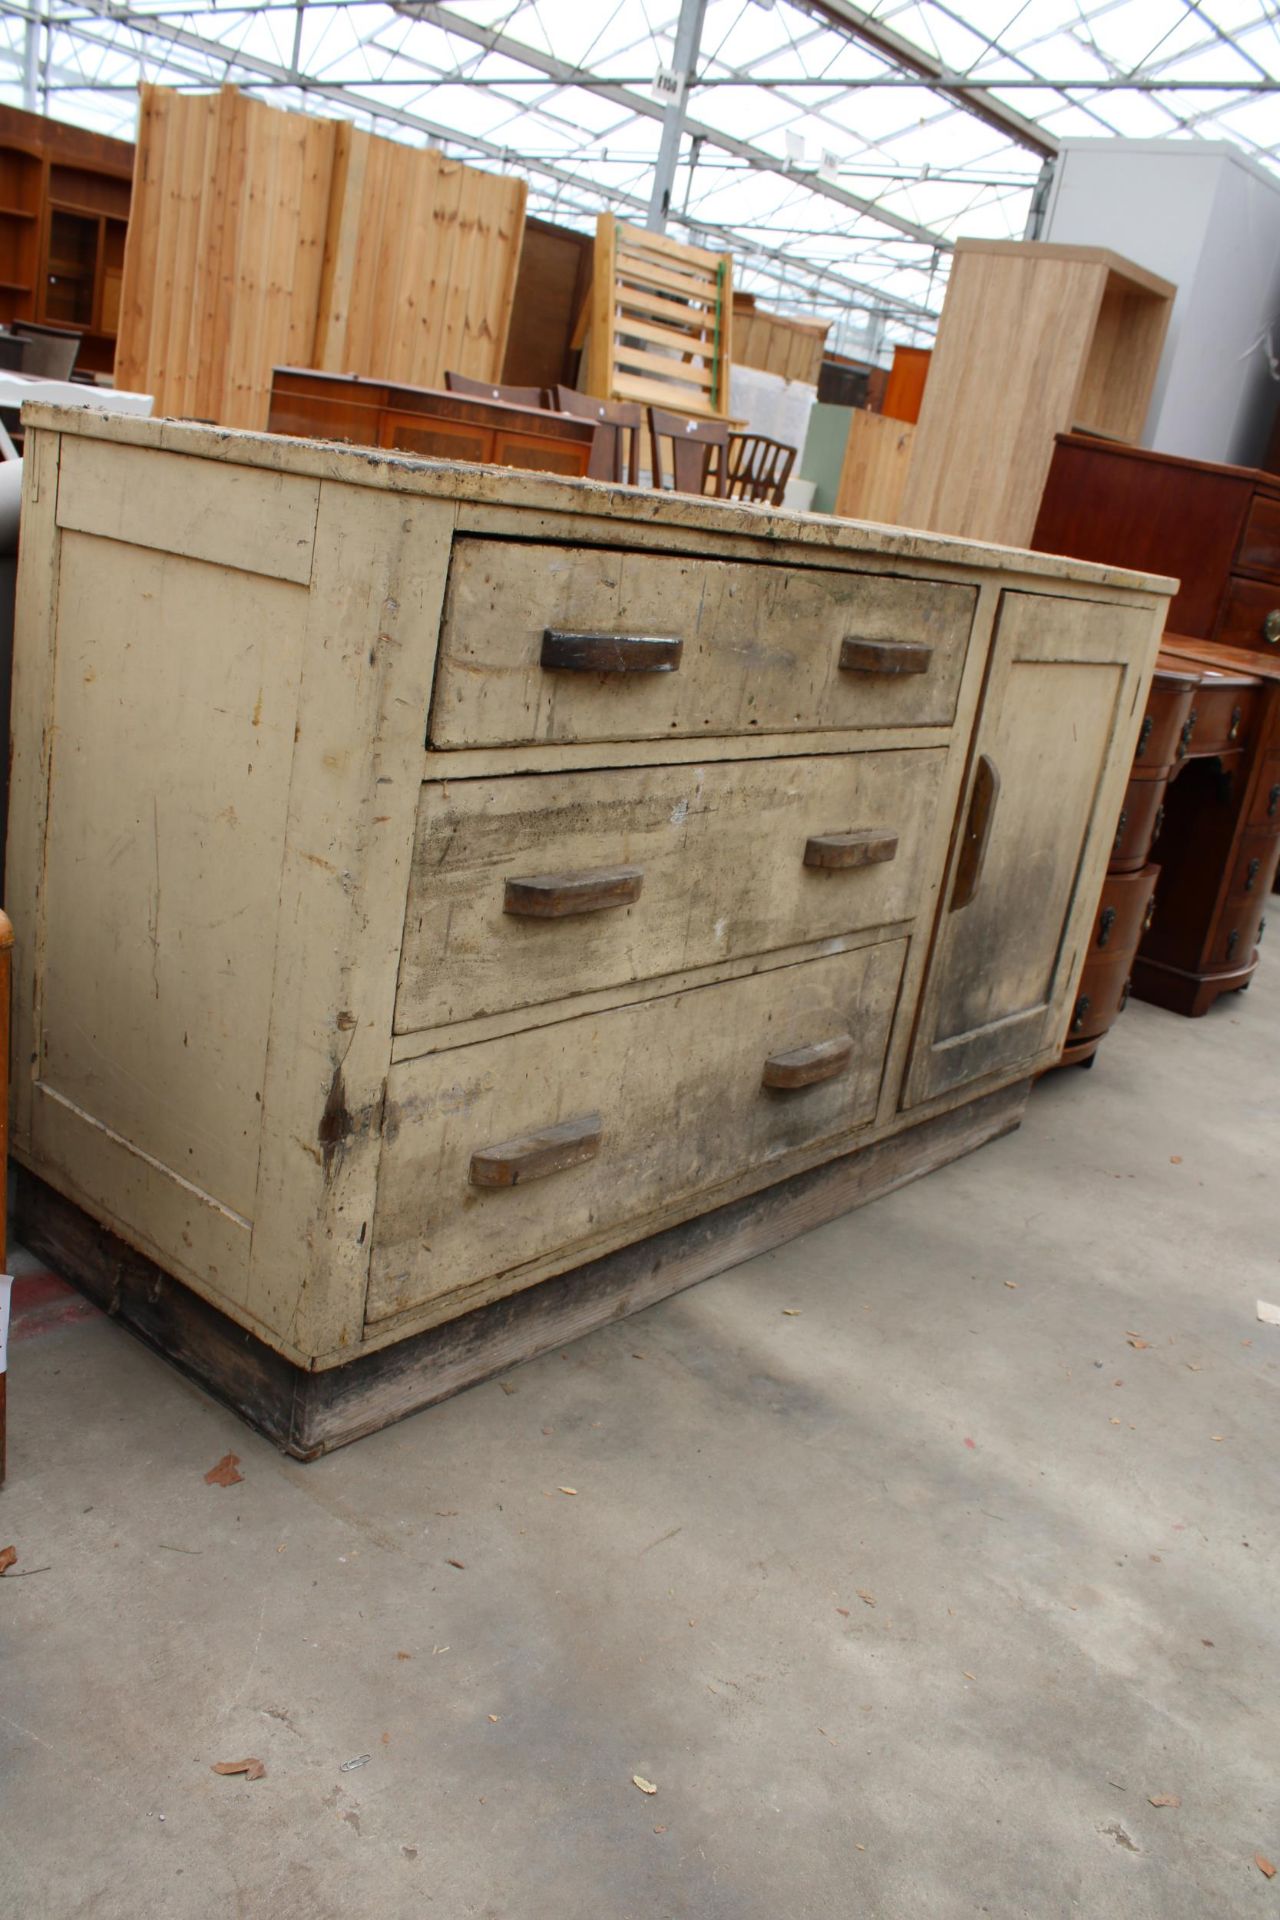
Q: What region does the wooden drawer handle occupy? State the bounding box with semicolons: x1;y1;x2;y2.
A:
762;1034;854;1091
803;829;899;870
504;866;643;918
541;630;683;673
951;754;1001;911
470;1113;603;1188
839;637;932;676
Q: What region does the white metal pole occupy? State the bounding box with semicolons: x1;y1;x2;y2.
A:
646;0;708;233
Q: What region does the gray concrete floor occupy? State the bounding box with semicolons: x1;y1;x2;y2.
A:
2;966;1279;1920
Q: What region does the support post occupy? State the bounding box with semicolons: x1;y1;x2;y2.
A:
646;0;708;233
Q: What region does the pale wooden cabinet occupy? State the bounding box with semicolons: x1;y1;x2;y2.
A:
7;409;1172;1453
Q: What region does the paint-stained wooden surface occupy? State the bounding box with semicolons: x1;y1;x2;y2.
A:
904;590;1164;1104
836;411;916;525
430;539;977;745
395;748;946;1034
115;85;525;431
7;409;1172;1406
898;240;1174;547
370;939;908;1325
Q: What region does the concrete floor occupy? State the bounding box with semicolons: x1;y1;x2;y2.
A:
2;968;1278;1920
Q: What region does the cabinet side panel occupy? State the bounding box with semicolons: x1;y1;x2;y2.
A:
39;534;308;1225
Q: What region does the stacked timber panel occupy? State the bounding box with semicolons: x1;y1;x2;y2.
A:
115;86;526;430
731;294;829;386
7;408;1170;1453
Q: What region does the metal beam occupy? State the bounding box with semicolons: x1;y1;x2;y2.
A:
792;0;1060;157
647;0;705;231
396;3;954;249
0;0;943;325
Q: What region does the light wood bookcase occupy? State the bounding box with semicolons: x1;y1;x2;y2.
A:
898;240;1175;548
8;407;1171;1452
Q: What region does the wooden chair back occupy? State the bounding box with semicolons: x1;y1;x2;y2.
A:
554;388;643;485
725;433;798;507
444;371;549;408
648;406;729;498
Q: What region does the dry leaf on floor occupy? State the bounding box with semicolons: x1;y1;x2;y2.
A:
1212;1436;1226;1444
499;1381;518;1395
396;1651;412;1661
1128;1338;1151;1350
1004;1281;1019;1289
446;1558;466;1570
488;1715;500;1723
836;1607;850;1618
632;1775;658;1795
558;1487;578;1496
1256;1854;1276;1879
1170;1155;1182;1165
1148;1794;1181;1808
204;1453;243;1488
1186;1363;1202;1371
212;1758;266;1780
782;1309;802;1316
856;1589;876;1608
0;1546;16;1576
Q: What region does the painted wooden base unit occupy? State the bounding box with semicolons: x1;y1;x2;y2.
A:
6;409;1173;1446
16;1084;1028;1456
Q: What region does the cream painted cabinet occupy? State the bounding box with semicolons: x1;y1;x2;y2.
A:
904;591;1158;1106
6;408;1172;1454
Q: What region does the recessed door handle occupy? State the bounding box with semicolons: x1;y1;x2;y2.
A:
541;630;683;673
950;755;1001;911
762;1034;854;1090
803;829;899;870
503;867;643;917
470;1113;603;1188
839;637;932;676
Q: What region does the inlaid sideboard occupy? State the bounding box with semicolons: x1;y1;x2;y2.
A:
7;408;1171;1452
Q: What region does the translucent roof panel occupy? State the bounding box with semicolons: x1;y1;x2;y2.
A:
0;0;1274;354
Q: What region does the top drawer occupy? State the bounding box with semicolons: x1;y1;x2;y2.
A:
1237;491;1280;580
428;538;977;748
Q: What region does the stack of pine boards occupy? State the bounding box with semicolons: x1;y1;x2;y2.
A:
116;85;527;430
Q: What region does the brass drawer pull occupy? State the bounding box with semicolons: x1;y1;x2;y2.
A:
803;829;899;870
541;630;683;673
762;1034;854;1090
1263;610;1280;645
470;1113;603;1188
839;637;932;676
504;867;643;918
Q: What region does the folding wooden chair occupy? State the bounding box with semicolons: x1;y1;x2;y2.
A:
554;388;643;485
647;406;729;498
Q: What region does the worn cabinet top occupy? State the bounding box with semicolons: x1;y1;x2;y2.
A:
22;404;1176;598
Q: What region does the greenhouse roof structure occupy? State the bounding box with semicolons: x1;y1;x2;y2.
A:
0;0;1277;353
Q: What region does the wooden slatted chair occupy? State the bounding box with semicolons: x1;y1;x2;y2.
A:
648;405;729;498
444;371;549;408
554;388;643;485
725;433;798;507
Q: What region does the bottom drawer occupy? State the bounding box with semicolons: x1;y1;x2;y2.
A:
370;938;907;1323
1066;949;1134;1044
1209;891;1270;970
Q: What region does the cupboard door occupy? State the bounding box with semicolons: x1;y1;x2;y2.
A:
903;591;1158;1106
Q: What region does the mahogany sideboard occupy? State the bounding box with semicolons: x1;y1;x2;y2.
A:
7;407;1169;1452
1035;433;1280;1015
268;365;595;478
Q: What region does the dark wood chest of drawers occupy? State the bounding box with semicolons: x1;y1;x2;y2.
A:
1035;435;1280;1019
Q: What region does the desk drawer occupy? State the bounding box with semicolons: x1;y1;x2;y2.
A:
428;538;977;747
370;938;906;1322
395;749;944;1034
1249;754;1280;829
1217;575;1280;656
1237;491;1280;578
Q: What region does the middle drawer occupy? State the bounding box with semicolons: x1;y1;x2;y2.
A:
395;749;945;1034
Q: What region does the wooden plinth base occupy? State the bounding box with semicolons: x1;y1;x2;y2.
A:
1131;950;1256;1017
14;1081;1028;1458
